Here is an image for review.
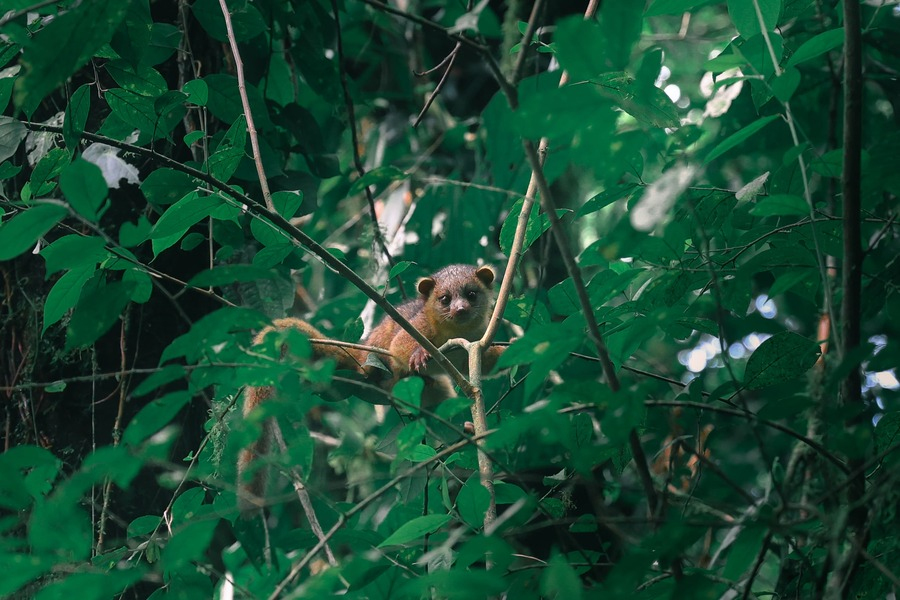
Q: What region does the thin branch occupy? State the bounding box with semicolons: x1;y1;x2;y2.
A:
217;0;274;212
413;41;461;128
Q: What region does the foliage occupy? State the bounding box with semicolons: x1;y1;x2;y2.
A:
0;0;898;598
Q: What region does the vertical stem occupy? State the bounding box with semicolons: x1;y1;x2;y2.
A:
217;0;274;212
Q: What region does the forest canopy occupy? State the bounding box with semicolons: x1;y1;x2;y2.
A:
0;0;899;598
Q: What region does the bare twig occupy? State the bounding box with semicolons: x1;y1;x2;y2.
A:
217;0;274;212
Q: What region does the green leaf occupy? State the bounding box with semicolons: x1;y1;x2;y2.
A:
0;203;68;260
29;148;69;196
389;260;414;280
407;444;437;462
29;494;92;561
105;60;167;96
127;515;162;539
704;115;780;164
43;266;95;332
541;552;584;600
771;67;800;103
123;391;192;446
65;280;135;350
161;518;218;572
723;526;768;579
63;84;91;152
13;0;131;112
40;234;108;274
59;158;108;221
728;0;781;39
457;476;491;529
0;553;56;597
749;194;808;217
32;570;145;600
140;168;198;206
0;116;27;162
191;0;267;42
106;89;158;136
208;115;247;181
132;365;186;397
183;79;209;105
377;514;451;548
188;265;282;287
578;184;637;217
787;28;844;67
499;199;566;257
149;192;223;239
592;72;681;129
744;331;820;389
272;190;303;219
349;165;408;197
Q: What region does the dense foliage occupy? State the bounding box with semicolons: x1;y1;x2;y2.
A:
1;0;898;598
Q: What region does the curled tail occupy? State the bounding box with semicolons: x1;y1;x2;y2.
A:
237;318;363;515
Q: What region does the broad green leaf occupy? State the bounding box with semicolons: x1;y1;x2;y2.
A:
743;331;820;389
349;165;408;197
541;553;584;600
704;115;780;164
123;391;192;445
0;116;26;162
188;265;282;287
132;364;187;397
43;266;95;332
750;194;808;217
13;0;131;112
41;234;108;274
161;518;218;572
592;72;681;129
272;190;303;219
183;79;209;105
106;89;158;135
105;60;167;96
81;446;143;489
191;0;267;42
771;67;800;103
203;73;272;129
499;199;566;257
171;488;207;525
728;0;782;39
127;515;162;539
32;570;146;600
578;184;637;217
208;115;247;181
59;158;107;221
65;280;135;350
456;477;491;529
723;526;768;579
149;192;222;239
29;148;69;196
0;203;68;260
63;84;90;152
141;168;198;206
0;554;56;597
787;28;844;67
29;494;91;561
388;260;414;280
407;445;437;462
377;514;451;548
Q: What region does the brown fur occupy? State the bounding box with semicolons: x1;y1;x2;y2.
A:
237;265;503;513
